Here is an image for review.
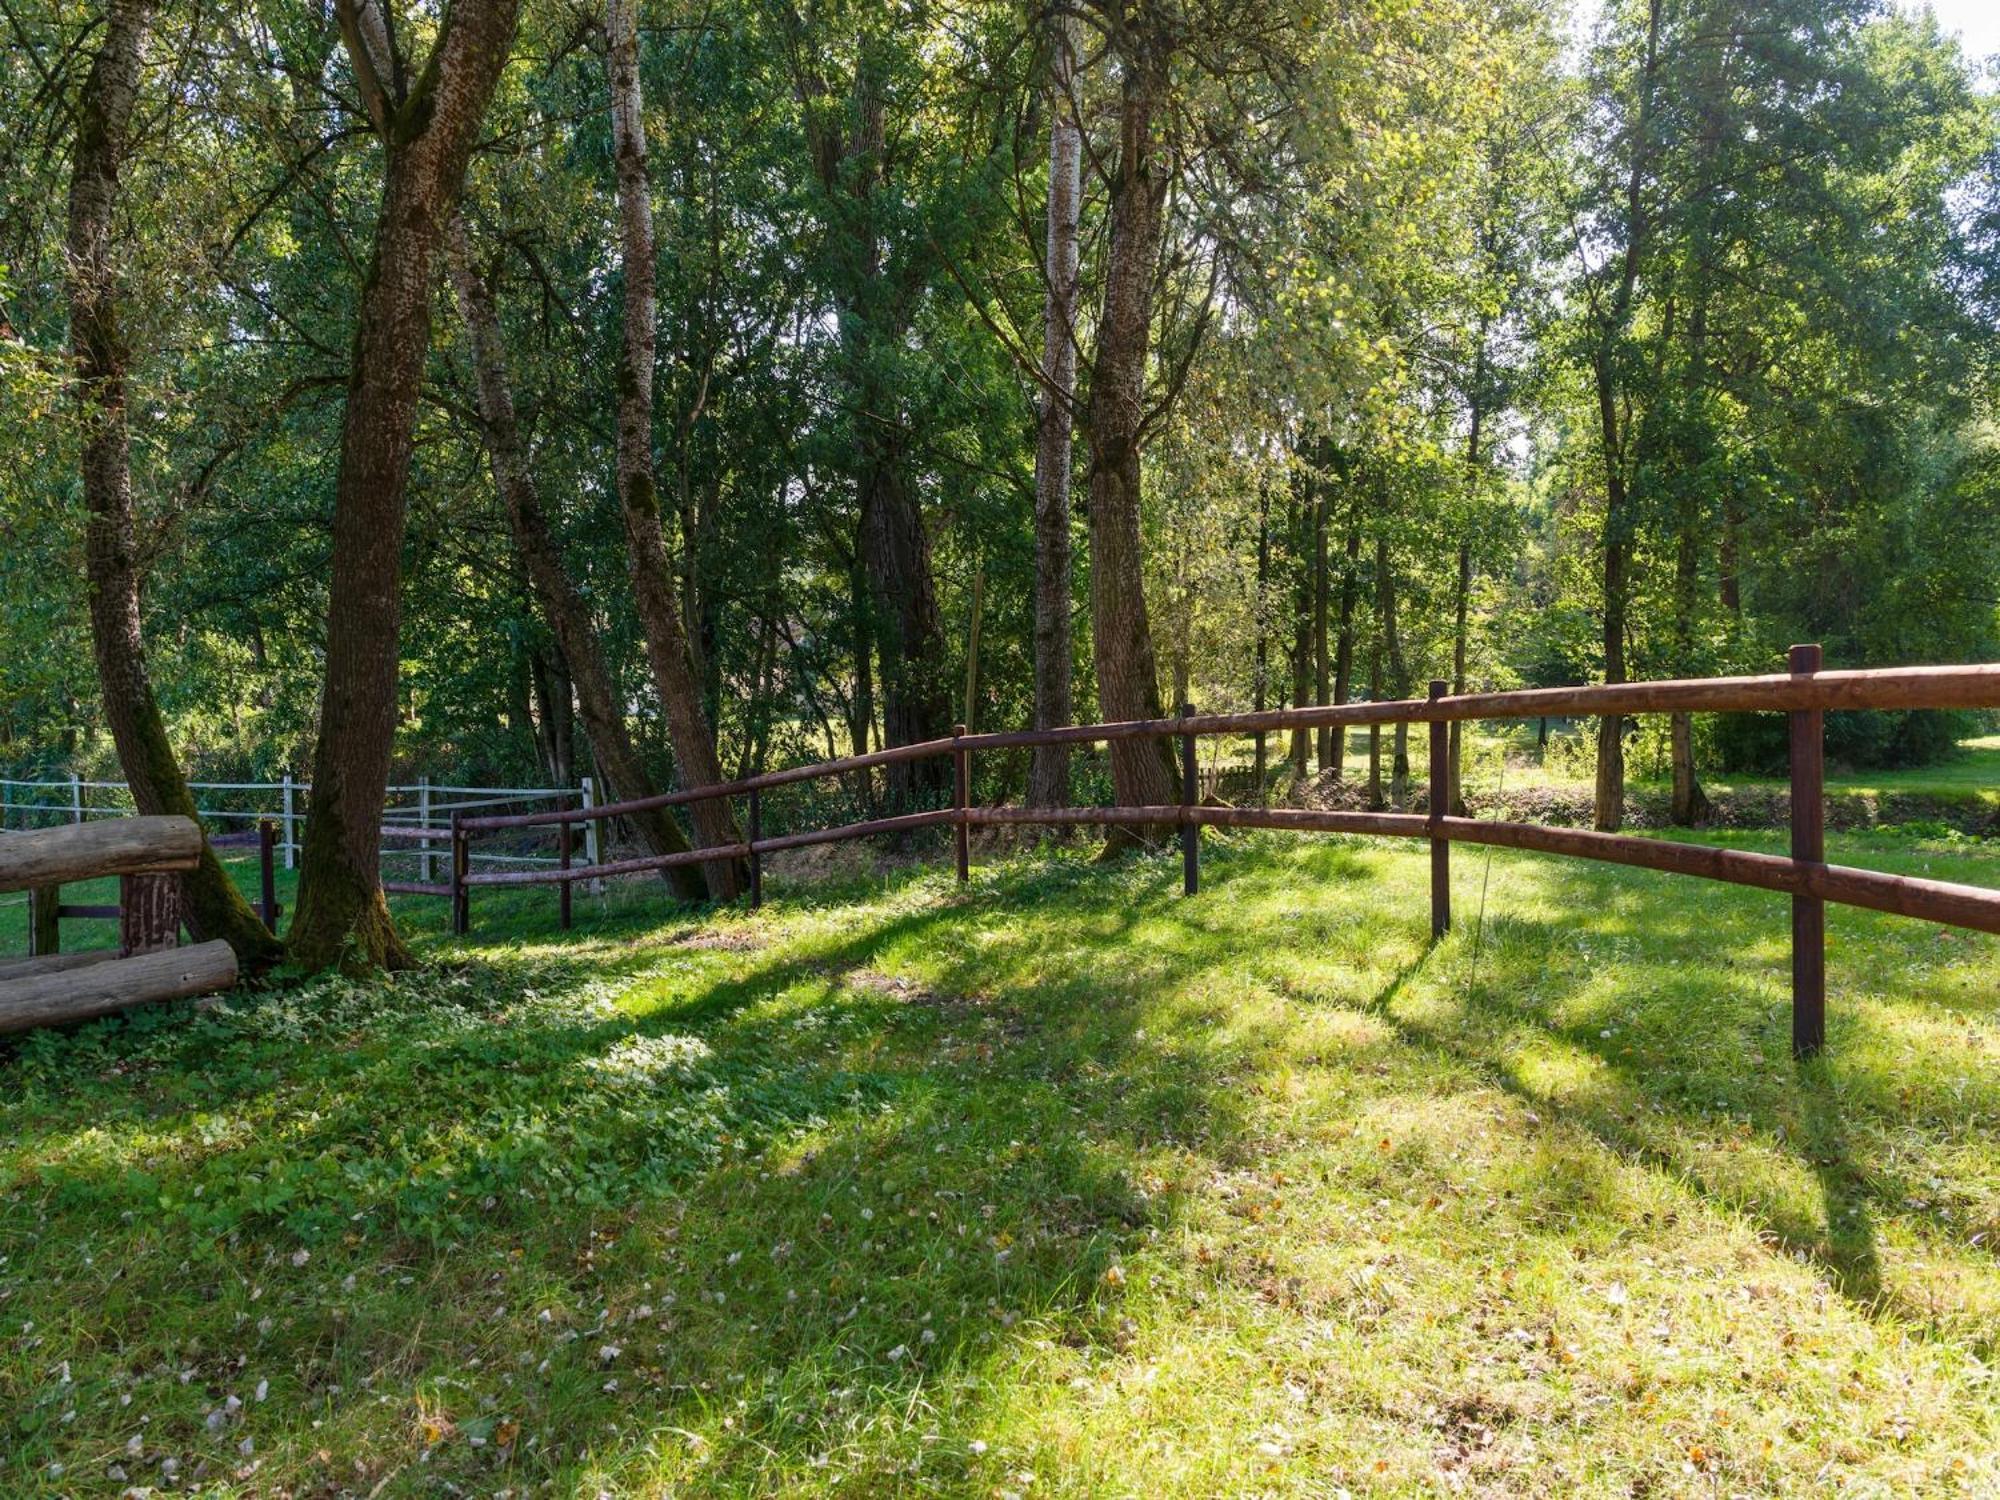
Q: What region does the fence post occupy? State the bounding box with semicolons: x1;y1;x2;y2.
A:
953;726;970;884
747;787;763;909
418;775;435;884
451;810;469;937
70;772;83;825
29;884;60;956
120;873;180;956
258;818;279;932
558;817;572;931
580;776;602;895
1429;680;1450;940
282;773;296;870
1181;702;1199;896
1789;643;1825;1059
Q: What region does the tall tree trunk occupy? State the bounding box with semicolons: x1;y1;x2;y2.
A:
1312;459;1332;771
1448;339;1487;817
1379;539;1410;809
444;217;705;898
857;447;952;804
1332;517;1360;779
1252;479;1272;793
1589;0;1663;836
604;0;741;898
1085;29;1176;832
69;0;282;970
1456;544;1472;816
1029;4;1081;808
291;0;522;973
1366;622;1384;812
1668;517;1713;825
1287;473;1312;777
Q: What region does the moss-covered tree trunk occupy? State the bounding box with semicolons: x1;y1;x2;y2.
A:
444;216;705;899
68;0;282;971
290;0;522;973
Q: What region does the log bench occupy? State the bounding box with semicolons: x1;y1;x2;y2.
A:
1;816;237;1032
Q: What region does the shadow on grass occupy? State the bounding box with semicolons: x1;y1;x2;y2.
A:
0;851;1278;1491
3;830;1994;1490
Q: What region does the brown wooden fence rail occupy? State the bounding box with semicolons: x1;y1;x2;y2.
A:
451;648;2000;1059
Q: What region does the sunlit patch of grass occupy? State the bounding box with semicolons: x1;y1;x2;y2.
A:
3;832;2000;1494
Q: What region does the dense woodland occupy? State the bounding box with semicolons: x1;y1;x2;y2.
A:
2;0;1996;970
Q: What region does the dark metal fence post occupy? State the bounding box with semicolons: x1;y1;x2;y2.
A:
258;818;279;932
1181;702;1199;896
747;788;763;909
953;726;970;884
558;817;573;931
451;811;469;937
1429;680;1450;939
1790;643;1826;1058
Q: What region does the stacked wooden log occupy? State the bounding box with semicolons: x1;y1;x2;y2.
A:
1;817;237;1033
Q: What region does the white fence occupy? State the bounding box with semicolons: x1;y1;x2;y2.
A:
0;774;601;876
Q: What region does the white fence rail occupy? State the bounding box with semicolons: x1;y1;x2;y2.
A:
0;775;602;876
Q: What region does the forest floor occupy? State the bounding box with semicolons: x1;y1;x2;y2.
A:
3;833;1999;1496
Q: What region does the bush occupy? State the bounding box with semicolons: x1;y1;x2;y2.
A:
1712;708;1983;775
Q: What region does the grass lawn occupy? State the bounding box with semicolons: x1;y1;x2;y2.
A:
1465;732;2000;806
3;830;1999;1496
1201;729;2000;810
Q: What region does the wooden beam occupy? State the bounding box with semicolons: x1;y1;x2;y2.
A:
0;817;201;895
0;940;236;1035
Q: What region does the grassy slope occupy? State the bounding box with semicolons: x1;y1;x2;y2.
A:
3;833;1998;1497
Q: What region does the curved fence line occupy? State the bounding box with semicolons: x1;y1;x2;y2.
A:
433;647;2000;1059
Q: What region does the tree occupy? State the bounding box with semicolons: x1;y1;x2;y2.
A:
1028;1;1082;808
67;0;282;968
602;0;743;899
444;215;707;899
290;0;523;972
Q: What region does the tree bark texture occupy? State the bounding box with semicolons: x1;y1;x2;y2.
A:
1029;6;1082;808
292;0;523;972
1084;24;1176;828
604;0;743;896
68;0;282;971
444;216;706;898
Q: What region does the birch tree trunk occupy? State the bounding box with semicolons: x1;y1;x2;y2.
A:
604;0;742;899
1028;5;1082;808
444;217;706;898
290;0;522;973
68;0;282;970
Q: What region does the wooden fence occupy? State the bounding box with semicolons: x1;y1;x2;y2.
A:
0;817;237;1031
453;648;2000;1059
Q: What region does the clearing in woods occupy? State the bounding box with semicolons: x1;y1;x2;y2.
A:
2;831;1998;1495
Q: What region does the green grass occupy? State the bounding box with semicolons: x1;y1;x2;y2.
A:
4;832;1999;1496
1473;731;2000;806
1201;729;2000;808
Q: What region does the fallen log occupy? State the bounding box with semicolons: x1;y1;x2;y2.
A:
0;940;236;1035
0;816;201;893
0;950;120;982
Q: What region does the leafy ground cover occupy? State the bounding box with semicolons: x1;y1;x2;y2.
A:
3;830;1998;1496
